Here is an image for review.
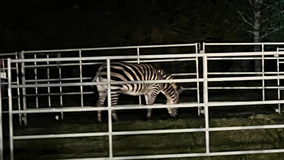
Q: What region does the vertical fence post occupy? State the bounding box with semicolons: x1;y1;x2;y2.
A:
137;47;142;105
79;50;84;107
34;54;39;108
277;48;281;113
195;43;200;115
57;53;64;120
46;55;51;107
20;51;27;126
198;42;206;116
136;47;140;64
0;59;3;160
203;53;210;154
261;44;265;101
8;58;14;160
107;59;113;158
15;53;21;124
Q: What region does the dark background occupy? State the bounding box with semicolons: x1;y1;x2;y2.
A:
0;0;283;53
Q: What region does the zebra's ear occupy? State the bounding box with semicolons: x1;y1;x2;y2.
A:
177;86;183;94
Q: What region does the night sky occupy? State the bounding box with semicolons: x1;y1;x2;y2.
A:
0;0;283;52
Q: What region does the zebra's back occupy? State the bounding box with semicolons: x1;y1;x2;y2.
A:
94;62;162;95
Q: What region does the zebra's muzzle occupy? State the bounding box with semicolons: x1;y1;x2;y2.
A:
168;108;177;117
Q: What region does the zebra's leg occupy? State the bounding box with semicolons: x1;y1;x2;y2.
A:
145;91;159;119
110;90;120;122
112;112;119;122
97;89;107;123
96;100;103;123
147;108;152;119
144;95;152;119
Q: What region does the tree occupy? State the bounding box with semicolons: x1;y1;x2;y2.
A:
238;0;284;71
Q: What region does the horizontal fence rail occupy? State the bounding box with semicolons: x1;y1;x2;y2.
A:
9;99;284;114
7;75;284;89
10;51;284;63
21;43;199;54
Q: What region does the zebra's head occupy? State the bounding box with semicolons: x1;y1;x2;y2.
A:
166;86;183;117
158;69;183;117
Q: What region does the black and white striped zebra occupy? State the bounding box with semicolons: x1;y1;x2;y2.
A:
93;62;182;122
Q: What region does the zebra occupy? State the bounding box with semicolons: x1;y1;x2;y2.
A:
93;62;182;122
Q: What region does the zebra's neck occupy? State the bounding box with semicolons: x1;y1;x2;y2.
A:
161;83;179;104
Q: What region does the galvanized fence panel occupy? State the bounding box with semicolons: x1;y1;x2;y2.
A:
2;42;284;159
0;52;20;160
18;43;199;125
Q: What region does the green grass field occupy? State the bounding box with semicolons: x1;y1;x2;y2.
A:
3;112;284;160
3;80;284;159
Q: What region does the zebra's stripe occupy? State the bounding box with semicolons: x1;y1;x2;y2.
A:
93;62;182;122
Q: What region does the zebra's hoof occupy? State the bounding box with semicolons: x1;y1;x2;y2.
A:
171;115;178;119
113;118;120;122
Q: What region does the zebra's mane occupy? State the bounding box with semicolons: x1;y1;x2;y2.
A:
158;70;177;89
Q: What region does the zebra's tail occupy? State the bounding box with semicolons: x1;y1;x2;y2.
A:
92;63;106;82
91;73;99;82
91;64;105;92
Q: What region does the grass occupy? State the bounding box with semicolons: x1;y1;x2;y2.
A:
3;112;284;160
3;79;284;159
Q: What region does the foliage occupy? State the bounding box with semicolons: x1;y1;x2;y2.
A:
237;0;284;42
2;0;283;53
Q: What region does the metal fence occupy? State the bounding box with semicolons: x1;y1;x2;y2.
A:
2;42;284;160
0;52;20;160
17;43;199;125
